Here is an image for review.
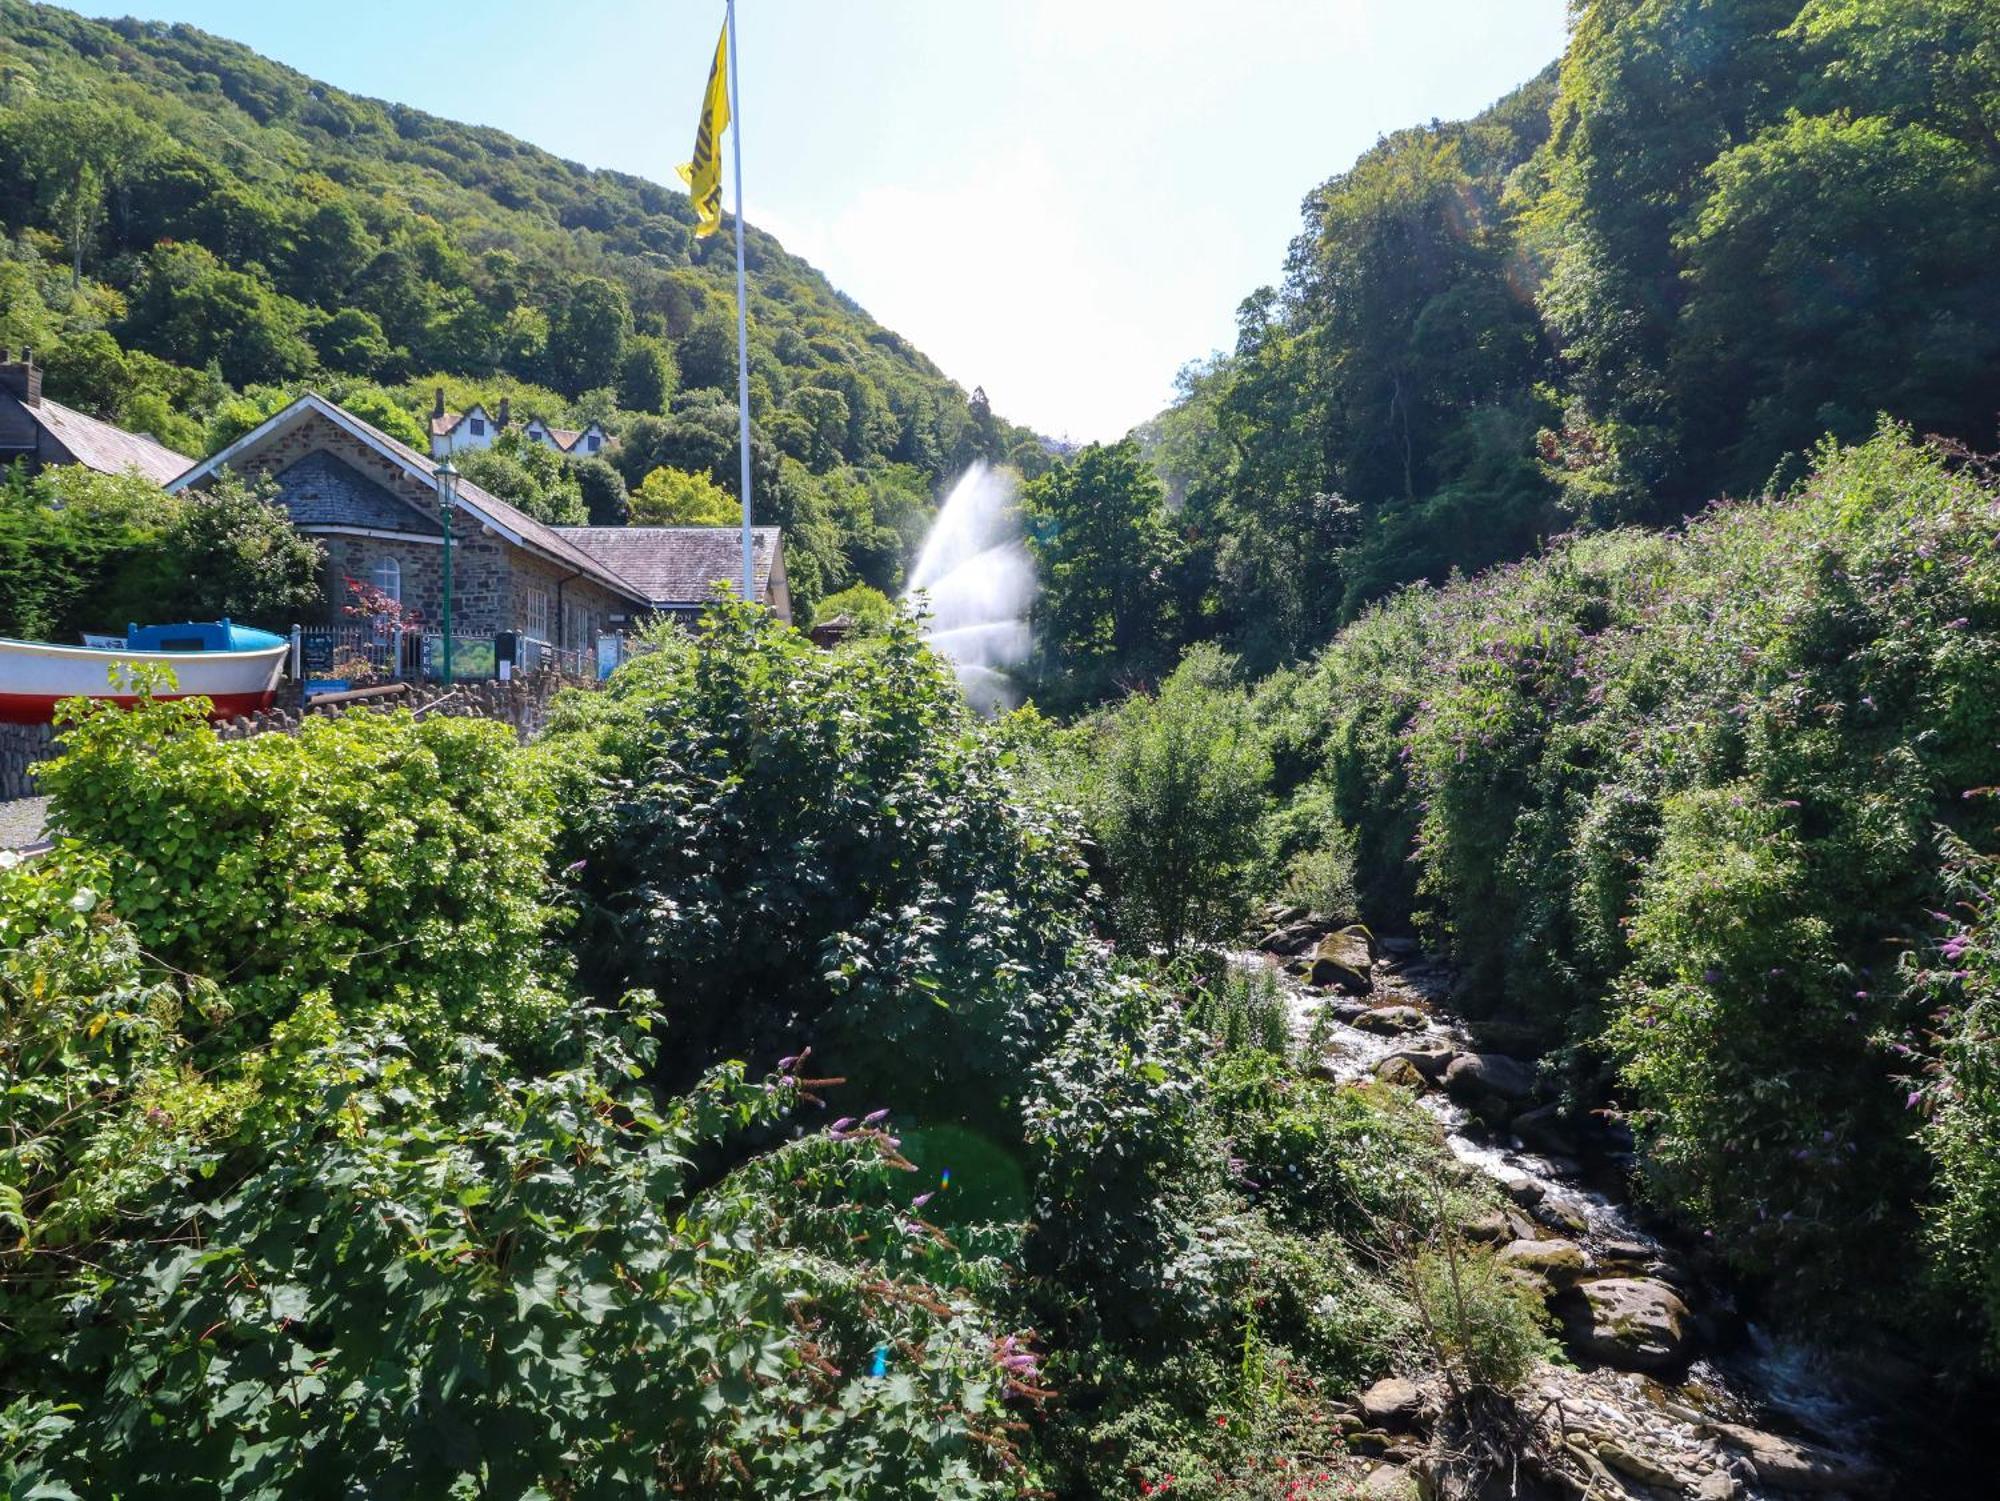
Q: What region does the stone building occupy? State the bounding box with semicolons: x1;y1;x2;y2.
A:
0;349;190;484
171;393;789;644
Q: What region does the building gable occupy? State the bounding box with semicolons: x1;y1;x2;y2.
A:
274;451;439;535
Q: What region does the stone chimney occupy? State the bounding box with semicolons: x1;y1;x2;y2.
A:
0;348;41;408
497;396;511;427
432;385;447;420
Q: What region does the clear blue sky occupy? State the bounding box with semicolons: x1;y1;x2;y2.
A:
104;0;1571;441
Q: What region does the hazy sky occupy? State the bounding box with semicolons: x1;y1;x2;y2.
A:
107;1;1571;441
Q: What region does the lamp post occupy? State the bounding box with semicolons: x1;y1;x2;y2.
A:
436;458;459;686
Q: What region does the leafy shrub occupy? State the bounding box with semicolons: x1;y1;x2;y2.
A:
812;581;897;635
1085;644;1272;954
38;695;565;1058
42;1019;1045;1498
549;602;1094;1132
1407;1244;1556;1395
1905;837;2000;1364
1183;959;1293;1058
1267;429;2000;1341
1276;822;1360;924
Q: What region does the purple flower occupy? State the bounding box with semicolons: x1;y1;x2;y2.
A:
863;1108;891;1125
912;1191;935;1208
829;1117;856;1134
1907;1091;1922;1109
1703;968;1723;986
563;858;588;875
777;1056;799;1072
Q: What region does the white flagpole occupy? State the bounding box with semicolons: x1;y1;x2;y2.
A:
727;0;754;606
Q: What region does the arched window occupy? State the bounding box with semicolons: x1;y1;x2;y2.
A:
372;556;401;605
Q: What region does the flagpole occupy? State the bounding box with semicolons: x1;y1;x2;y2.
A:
726;0;753;607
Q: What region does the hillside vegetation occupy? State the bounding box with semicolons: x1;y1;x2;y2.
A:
1026;0;2000;694
0;0;1045;615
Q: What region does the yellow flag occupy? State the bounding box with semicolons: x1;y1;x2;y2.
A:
677;21;731;238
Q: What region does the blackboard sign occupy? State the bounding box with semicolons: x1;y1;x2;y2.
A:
300;630;338;675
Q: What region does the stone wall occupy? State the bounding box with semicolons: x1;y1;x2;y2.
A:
0;675;584;802
0;721;56;802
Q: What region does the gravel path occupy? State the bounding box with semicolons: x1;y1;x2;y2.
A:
0;795;50;851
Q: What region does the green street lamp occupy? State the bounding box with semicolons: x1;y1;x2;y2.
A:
436;457;459;685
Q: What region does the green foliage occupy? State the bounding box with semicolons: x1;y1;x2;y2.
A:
1263;430;2000;1343
48;1025;1043;1498
1023;440;1182;703
1408;1245;1557;1395
455;427;587;525
548;601;1095;1131
150;479;323;626
0;465;318;638
630;463;736;526
1118;0;2000;678
38;696;566;1058
1083;645;1272;955
811;581;897;635
1905;837;2000;1364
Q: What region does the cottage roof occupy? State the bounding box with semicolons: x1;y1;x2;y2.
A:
170;393;653;607
24;397;192;485
557;526;782;609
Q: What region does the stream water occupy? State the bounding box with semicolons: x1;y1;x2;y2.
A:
1242;943;1894;1498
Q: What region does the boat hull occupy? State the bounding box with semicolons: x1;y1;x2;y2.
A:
0;638;289;725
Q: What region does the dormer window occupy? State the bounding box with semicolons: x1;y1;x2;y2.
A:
470;417;485;436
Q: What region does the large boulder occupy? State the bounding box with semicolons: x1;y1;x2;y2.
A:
1259;918;1322;956
1310;925;1375;993
1443;1052;1538;1104
1561;1277;1693;1372
1707;1425;1880;1493
1358;1376;1426;1432
1383;1038;1457;1080
1510;1101;1583;1158
1374;1056;1427;1090
1353;1005;1427;1036
1498;1237;1587;1292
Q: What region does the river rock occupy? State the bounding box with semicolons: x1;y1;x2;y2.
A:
1310;926;1375;993
1443;1052;1538;1104
1499;1237;1587;1292
1689;1473;1741;1501
1562;1277;1692;1372
1354;1004;1427;1035
1259;918;1322;955
1707;1424;1878;1493
1596;1440;1683;1491
1511;1101;1583;1158
1497;1169;1544;1207
1358;1465;1417;1500
1384;1038;1457;1080
1380;935;1420;958
1530;1191;1590;1236
1358;1376;1426;1431
1375;1056;1427;1089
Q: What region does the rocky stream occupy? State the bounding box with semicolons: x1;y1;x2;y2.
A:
1241;913;1901;1501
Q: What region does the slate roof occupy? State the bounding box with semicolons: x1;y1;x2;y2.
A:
26;397;191;485
558;526;781;608
171;394;653;606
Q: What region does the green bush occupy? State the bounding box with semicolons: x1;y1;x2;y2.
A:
1264;429;2000;1342
549;601;1094;1132
38;695;565;1058
44;1020;1045;1498
1085;644;1272;955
